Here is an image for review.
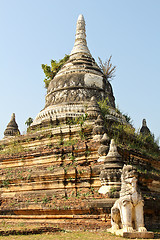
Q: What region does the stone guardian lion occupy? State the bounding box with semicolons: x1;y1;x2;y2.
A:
108;165;147;234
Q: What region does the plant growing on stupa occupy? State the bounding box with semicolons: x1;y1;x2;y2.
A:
75;113;88;140
42;54;69;88
25;117;33;127
98;98;110;117
98;55;116;81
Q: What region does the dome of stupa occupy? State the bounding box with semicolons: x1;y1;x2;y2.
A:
32;14;115;127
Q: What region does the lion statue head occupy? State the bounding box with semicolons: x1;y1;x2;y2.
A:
120;165;140;198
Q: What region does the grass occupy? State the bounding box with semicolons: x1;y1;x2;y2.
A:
0;222;159;240
0;231;160;240
0;231;142;240
97;99;160;160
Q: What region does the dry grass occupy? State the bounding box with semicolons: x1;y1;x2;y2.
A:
0;231;126;240
0;231;159;240
0;222;159;240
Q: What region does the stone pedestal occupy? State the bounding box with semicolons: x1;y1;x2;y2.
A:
123;231;154;239
107;228;154;239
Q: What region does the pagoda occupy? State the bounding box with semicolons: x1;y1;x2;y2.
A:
31;14;115;128
0;15;159;232
140;119;151;136
4;113;20;138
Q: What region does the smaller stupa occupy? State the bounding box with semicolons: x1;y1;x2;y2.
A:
4;113;20;138
99;139;123;196
92;115;105;141
140;119;151;136
87;96;101;118
97;133;110;162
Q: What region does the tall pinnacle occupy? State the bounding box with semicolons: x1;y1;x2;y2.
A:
70;14;91;56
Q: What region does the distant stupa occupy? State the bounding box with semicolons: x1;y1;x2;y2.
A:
4;113;20;138
140;119;151;136
31;14;115;128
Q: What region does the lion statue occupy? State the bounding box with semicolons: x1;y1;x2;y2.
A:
108;165;147;234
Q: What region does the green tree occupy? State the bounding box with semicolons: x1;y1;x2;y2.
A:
25;117;33;127
42;54;69;88
98;55;116;81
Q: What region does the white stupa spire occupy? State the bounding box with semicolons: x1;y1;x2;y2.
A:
70;14;91;56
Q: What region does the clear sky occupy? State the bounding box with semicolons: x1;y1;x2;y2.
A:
0;0;160;144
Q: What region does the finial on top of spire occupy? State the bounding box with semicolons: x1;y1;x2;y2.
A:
11;113;15;121
70;14;91;56
77;14;84;21
142;119;147;127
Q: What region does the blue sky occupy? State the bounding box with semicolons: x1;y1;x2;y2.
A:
0;0;160;143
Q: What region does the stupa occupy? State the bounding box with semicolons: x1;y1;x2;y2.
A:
31;14;115;128
4;113;20;138
99;139;123;196
140;119;151;136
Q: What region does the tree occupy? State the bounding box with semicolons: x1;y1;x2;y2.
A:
42;54;69;89
98;55;116;81
25;117;33;127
